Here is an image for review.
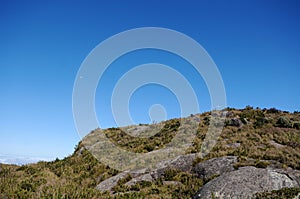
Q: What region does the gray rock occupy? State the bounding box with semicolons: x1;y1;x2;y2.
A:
192;156;237;180
270;140;285;149
193;166;299;199
96;153;197;192
226;111;235;118
230;118;243;127
166;153;197;172
273;167;300;187
225;142;240;148
125;173;153;186
96;172;129;193
129;168;149;178
125;154;197;187
151;153;197;179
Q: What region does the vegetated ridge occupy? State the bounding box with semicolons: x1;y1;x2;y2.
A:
1;106;300;198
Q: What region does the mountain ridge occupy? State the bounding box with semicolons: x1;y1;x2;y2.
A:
1;106;300;198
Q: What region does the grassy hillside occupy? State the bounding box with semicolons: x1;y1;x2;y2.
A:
1;107;300;198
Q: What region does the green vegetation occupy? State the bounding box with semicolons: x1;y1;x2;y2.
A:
254;187;300;199
111;170;204;198
104;119;180;153
198;107;300;169
1;107;300;198
0;148;115;198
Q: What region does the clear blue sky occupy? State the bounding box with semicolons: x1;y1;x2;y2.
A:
1;0;300;159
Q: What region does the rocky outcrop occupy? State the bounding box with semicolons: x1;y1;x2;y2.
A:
96;154;300;197
192;156;237;180
225;142;240;148
125;173;154;186
193;166;299;199
96;172;130;193
274;167;300;187
150;153;196;179
96;153;197;192
226;118;243;127
96;168;151;192
270;140;285;149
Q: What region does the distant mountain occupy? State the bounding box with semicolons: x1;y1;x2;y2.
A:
0;155;54;166
1;107;300;198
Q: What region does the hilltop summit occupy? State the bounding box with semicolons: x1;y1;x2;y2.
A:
1;107;300;198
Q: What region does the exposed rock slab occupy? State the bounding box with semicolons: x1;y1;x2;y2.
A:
273;167;300;187
96;172;129;193
150;153;197;179
193;166;299;199
96;153;197;192
125;173;153;186
192;156;237;180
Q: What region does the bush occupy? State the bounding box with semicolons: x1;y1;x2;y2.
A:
255;161;270;168
276;117;292;128
164;168;179;181
254;117;269;128
20;181;35;192
293;122;300;130
266;108;280;114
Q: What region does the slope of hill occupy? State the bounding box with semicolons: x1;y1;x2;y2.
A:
1;107;300;198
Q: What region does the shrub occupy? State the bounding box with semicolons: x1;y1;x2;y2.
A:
255;160;270;168
254;117;269;128
164;168;179;181
293;122;300;130
20;181;35;192
266;108;280;114
276;117;292;128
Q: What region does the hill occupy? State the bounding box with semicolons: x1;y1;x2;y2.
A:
1;107;300;198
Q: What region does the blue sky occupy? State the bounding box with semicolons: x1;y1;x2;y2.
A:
1;0;300;159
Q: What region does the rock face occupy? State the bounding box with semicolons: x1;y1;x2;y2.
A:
96;154;300;197
274;168;300;187
96;172;130;193
96;153;197;193
125;173;153;186
192;156;237;180
193;166;299;199
226;118;243;127
150;153;196;179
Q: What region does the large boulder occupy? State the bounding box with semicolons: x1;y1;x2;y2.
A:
192;156;237;180
226;118;243;127
193;166;299;199
150;153;197;179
